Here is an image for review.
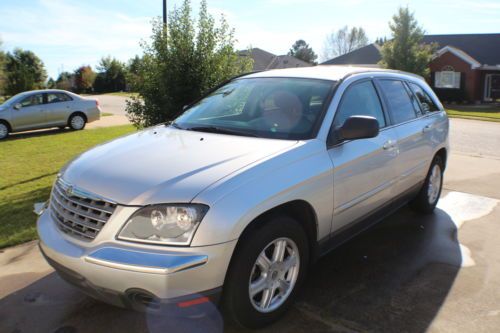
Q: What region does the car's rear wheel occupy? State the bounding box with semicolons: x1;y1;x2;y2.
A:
410;155;444;213
69;114;86;130
0;122;9;140
223;216;309;329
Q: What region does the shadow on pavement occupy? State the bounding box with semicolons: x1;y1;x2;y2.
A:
0;207;460;333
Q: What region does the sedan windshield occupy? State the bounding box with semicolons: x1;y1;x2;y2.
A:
174;77;335;140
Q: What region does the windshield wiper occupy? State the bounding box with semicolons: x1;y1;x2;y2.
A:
185;126;259;137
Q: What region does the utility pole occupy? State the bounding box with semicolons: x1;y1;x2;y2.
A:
162;0;167;26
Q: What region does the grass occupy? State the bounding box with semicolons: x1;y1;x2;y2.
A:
0;125;136;249
101;112;114;117
446;106;500;122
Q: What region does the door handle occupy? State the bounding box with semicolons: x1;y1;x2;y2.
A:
383;140;395;150
422;124;432;133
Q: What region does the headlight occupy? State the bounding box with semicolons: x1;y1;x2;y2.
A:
118;204;209;246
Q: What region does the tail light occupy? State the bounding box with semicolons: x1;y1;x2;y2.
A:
95;99;100;107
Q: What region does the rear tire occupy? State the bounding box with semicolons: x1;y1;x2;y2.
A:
223;216;309;329
410;155;444;214
69;114;86;130
0;122;9;140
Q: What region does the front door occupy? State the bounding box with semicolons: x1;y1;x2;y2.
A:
328;79;399;232
10;93;46;130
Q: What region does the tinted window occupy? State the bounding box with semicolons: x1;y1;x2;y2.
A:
334;80;386;128
47;93;72;103
20;94;43;107
378;80;417;124
175;78;334;140
408;82;439;113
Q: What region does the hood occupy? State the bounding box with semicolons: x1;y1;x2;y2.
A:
62;125;298;205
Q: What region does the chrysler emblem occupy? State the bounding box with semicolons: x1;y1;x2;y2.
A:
66;185;74;197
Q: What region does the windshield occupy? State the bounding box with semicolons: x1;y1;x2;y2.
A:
174;77;335;140
1;92;30;106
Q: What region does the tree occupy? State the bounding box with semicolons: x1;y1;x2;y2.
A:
126;0;253;128
47;77;56;89
322;26;369;60
126;55;143;92
93;56;127;93
288;40;318;64
55;71;74;91
74;65;96;93
379;7;435;77
0;39;5;95
4;48;47;95
375;36;388;46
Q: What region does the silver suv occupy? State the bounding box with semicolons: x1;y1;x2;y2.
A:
36;66;448;328
0;89;100;139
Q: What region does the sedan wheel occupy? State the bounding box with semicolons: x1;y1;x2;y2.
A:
69;115;86;130
249;238;300;313
427;164;442;205
0;123;9;140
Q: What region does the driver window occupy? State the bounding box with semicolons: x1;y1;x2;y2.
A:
20;94;44;108
334;81;386;128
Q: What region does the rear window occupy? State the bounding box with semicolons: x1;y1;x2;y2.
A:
408;83;439;113
378;80;417;124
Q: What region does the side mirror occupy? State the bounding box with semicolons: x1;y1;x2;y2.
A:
14;103;22;110
338;115;379;141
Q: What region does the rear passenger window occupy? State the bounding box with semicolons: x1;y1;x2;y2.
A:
378;80;417;124
408;83;439;113
334;80;386;128
47;93;72;103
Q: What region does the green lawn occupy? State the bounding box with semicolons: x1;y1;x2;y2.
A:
446;106;500;122
0;125;136;248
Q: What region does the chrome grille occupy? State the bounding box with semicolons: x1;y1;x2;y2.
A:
50;179;116;241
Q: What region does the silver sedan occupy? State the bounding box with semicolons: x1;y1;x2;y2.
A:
0;89;100;139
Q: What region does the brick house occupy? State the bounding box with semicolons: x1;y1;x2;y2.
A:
322;34;500;103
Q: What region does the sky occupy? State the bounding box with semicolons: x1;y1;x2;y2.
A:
0;0;499;79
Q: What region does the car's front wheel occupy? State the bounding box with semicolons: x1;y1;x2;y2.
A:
223;216;309;329
69;114;86;130
0;122;9;140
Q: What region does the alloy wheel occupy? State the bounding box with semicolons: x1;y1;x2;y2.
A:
427;164;442;204
248;237;300;313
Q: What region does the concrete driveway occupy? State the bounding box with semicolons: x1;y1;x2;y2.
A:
1;119;500;333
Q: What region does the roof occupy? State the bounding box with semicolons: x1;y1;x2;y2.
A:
239;48;312;71
322;33;500;67
423;34;500;66
322;44;382;66
242;65;423;82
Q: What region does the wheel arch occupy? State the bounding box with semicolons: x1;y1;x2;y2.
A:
0;119;12;132
231;200;319;267
435;147;447;170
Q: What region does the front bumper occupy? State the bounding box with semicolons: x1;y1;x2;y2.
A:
37;208;237;309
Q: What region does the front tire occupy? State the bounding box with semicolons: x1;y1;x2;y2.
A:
223;216;309;329
69;114;86;130
410;155;444;214
0;122;9;140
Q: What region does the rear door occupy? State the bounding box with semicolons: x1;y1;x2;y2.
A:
328;79;399;232
375;79;433;196
44;92;74;125
10;93;45;130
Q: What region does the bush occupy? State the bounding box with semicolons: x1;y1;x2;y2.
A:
126;0;253;128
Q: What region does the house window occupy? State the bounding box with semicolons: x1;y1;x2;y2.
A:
435;71;461;89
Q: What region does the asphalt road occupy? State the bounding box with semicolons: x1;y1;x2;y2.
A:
90;94;129;116
1;118;500;333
